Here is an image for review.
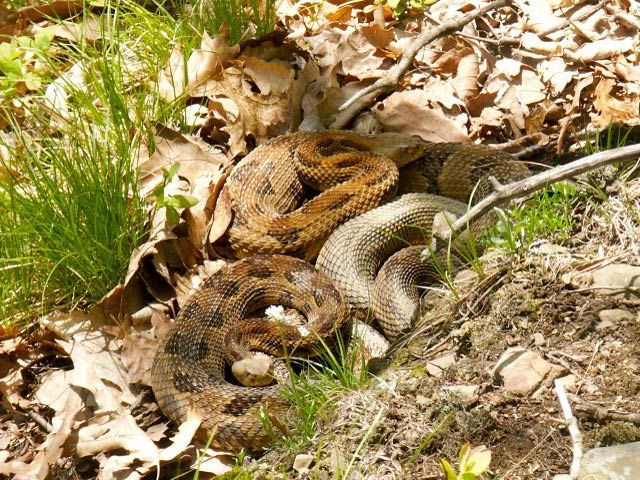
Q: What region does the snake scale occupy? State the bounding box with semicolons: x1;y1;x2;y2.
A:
151;131;530;452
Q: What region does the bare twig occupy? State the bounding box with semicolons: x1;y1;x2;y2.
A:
27;409;54;433
331;0;513;129
427;143;640;254
538;0;608;37
570;396;640;425
555;380;583;479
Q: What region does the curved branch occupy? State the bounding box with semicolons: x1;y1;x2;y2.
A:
331;0;513;129
426;143;640;254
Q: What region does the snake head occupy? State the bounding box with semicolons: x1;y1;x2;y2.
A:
231;353;275;387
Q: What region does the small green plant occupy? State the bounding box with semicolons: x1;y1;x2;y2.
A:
376;0;438;18
584;123;635;155
190;0;277;45
405;413;452;465
0;28;55;105
151;163;199;226
440;442;491;480
486;182;579;257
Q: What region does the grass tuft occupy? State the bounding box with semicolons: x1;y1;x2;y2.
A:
486;181;580;257
264;329;370;452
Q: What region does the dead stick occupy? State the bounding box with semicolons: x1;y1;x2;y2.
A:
427;143;640;254
571;395;640;425
332;0;513;129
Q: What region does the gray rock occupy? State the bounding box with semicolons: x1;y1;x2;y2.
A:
441;384;479;406
596;319;614;330
293;453;315;473
566;264;640;297
598;309;634;323
579;441;640;479
532;242;569;255
556;374;578;392
426;352;457;377
494;347;564;395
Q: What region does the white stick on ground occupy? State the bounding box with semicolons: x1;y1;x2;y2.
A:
554;379;583;479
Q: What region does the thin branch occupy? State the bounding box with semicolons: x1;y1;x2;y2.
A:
27;409;54;433
331;0;513;129
570;395;640;425
555;380;583;479
427;143;640;253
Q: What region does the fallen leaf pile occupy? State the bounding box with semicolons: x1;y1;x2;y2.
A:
1;0;639;477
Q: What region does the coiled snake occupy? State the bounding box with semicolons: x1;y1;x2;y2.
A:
151;131;530;452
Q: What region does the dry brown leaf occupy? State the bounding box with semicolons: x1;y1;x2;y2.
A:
190;448;234;475
0;352;87;480
77;411;160;480
496;85;527;130
431;47;466;75
325;4;352;23
373;90;469;142
518;69;547;105
419;77;466;110
521;0;565;33
572;37;635;62
43;62;86;121
52;15;102;43
592;77;640;128
494;58;522;79
174;260;227;308
41;310;137;408
186;27;240;93
452;48;479;100
121;303;172;386
193;57;304;156
139;125;227;193
361;23;395;50
521;32;563;56
127;125;229;308
158;406;202;462
614;55;640;83
315;77;371;127
207;173;234;245
0;0;84;37
538;57;576;95
156;44;187;102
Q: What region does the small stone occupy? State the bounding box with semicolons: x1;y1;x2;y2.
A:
351;320;390;361
578;441;640;479
596;319;614;330
293;453;315;473
533;332;545;346
426;352;457;377
533;242;569;255
441;384;479;406
598;309;634;323
493;347;564;395
556;374;578;392
454;269;479;288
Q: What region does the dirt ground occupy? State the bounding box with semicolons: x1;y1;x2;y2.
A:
246;171;640;479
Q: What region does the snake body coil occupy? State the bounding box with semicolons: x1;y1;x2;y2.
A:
151;255;348;451
151;131;530;452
